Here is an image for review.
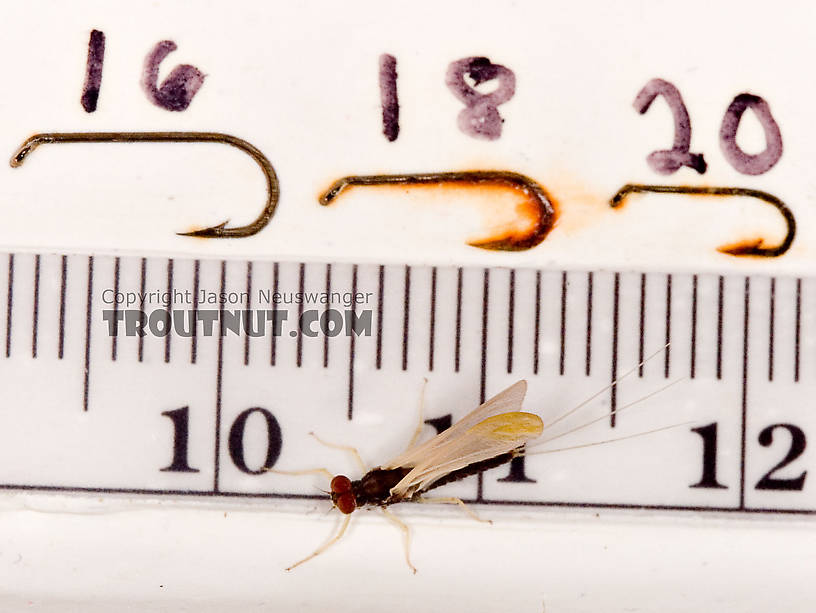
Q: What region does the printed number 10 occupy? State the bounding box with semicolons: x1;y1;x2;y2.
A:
161;406;282;475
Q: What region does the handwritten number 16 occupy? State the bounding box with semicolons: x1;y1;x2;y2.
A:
635;78;783;176
81;30;205;113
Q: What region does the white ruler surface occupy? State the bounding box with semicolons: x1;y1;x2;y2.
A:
1;252;814;516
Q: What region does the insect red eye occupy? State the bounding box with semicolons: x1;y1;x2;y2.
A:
330;475;352;494
336;492;356;514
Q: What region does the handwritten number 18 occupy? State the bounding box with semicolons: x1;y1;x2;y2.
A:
380;54;516;142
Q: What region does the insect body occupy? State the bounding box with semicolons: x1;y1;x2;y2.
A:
278;359;681;572
280;380;543;572
329;403;542;514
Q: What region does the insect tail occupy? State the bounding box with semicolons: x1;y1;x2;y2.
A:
520;421;695;456
528;375;686;452
541;343;669;431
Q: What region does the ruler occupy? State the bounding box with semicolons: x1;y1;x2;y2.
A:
2;251;813;515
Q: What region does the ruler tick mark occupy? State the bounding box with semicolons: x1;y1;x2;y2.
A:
32;255;40;359
455;267;463;372
429;267;437;372
690;274;698;379
5;254;13;358
610;272;620;428
111;257;120;361
664;274;672;378
717;275;724;380
507;269;515;374
244;261;252;366
270;262;278;366
402;266;411;371
297;263;305;368
83;256;94;412
585;271;593;376
375;265;384;370
191;260;200;364
348;264;358;420
213;260;226;492
478;267;490;502
58;255;67;359
638;273;646;377
795;278;801;382
533;270;541;375
739;276;750;509
324;264;332;368
559;271;567;376
768;277;775;381
165;259;174;364
480;268;490;403
138;258;146;363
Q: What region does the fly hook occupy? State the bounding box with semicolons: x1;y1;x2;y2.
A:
319;170;556;251
10;131;279;238
610;183;796;257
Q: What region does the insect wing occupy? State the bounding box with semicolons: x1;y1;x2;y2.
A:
389;411;543;497
385;380;528;470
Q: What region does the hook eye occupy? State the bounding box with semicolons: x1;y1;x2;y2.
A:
319;170;557;251
610;184;796;257
11;131;279;238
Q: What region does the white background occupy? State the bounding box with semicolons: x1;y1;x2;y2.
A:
1;1;815;611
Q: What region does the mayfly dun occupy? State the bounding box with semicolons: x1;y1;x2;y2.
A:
273;356;683;573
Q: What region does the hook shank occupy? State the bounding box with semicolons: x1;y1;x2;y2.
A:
11;131;279;238
610;183;795;257
320;170;556;251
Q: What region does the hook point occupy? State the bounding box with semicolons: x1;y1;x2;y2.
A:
177;220;230;238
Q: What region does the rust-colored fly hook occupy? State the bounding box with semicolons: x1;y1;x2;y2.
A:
610;184;796;257
10;132;279;238
319;170;556;251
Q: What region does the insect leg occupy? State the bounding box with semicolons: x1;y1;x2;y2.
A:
285;513;353;571
263;467;334;481
404;377;428;451
309;431;367;472
416;496;492;524
380;507;417;574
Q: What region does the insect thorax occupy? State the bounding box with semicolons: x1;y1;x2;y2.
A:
353;467;413;506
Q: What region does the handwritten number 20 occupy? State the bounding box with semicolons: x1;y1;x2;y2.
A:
635;78;782;176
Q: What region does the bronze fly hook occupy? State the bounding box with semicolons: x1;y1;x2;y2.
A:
10;131;279;238
319;170;557;251
610;183;796;257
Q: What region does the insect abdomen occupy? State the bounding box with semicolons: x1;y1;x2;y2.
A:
417;450;519;494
